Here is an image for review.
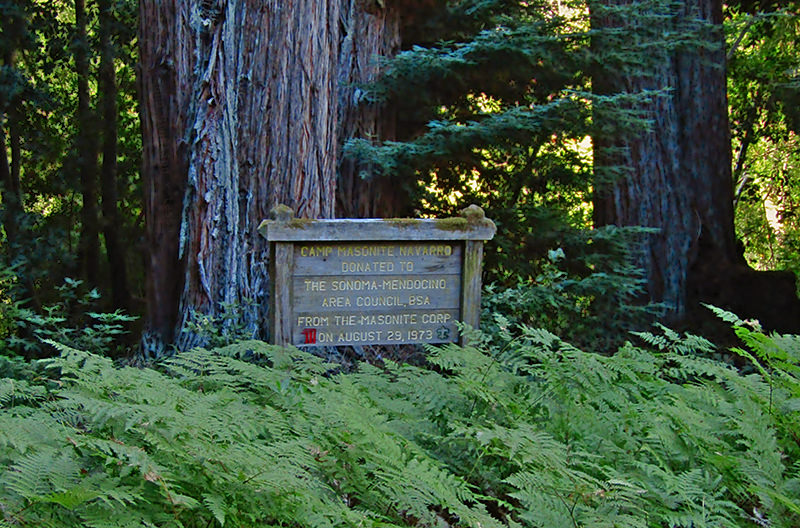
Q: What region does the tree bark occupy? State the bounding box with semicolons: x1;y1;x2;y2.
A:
172;0;340;352
592;0;734;318
593;0;800;331
98;0;131;311
74;0;101;285
335;0;405;218
138;0;192;353
139;0;404;355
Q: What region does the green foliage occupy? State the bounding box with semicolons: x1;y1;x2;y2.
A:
0;273;135;358
727;4;800;287
482;225;660;352
183;299;259;349
1;0;143;315
343;0;689;342
346;0;708;223
345;2;606;220
2;317;800;527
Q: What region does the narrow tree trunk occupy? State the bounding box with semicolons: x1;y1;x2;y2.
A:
0;112;22;242
0;126;21;251
732;93;761;209
0;49;18;220
74;0;101;285
335;1;404;218
98;0;131;310
8;119;20;209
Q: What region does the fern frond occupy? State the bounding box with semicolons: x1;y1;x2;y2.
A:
0;378;47;407
4;450;80;500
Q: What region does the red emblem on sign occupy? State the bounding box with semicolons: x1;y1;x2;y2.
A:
301;328;317;344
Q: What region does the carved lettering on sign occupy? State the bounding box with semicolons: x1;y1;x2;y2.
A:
291;242;461;346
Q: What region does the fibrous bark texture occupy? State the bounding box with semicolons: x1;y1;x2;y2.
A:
177;0;341;352
336;0;403;218
139;0;401;355
139;0;191;353
593;0;740;320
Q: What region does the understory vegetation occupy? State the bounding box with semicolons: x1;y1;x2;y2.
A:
2;309;799;527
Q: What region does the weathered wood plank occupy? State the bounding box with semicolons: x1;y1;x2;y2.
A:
259;217;496;241
269;242;294;345
288;241;462;345
292;276;461;312
292;308;460;346
460;240;484;344
293;274;461;293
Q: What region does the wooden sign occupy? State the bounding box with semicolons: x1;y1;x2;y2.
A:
258;205;496;347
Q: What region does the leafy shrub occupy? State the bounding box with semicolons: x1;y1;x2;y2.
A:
0;266;26;349
482;225;661;352
1;320;799;527
182;298;258;349
0;274;135;358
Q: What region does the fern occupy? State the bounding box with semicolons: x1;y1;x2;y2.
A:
3;319;800;527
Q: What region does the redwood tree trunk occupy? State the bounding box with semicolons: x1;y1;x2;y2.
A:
592;0;740;319
138;0;190;353
174;0;339;352
139;0;402;355
335;0;404;218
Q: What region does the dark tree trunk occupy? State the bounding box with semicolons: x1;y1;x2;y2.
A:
138;0;191;353
0;123;22;254
0;121;22;251
74;0;101;285
0;129;30;309
139;0;403;355
1;51;38;308
593;0;800;331
732;92;762;209
98;0;131;310
592;0;735;319
335;1;405;218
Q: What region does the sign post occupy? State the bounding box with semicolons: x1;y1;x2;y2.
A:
258;205;495;347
